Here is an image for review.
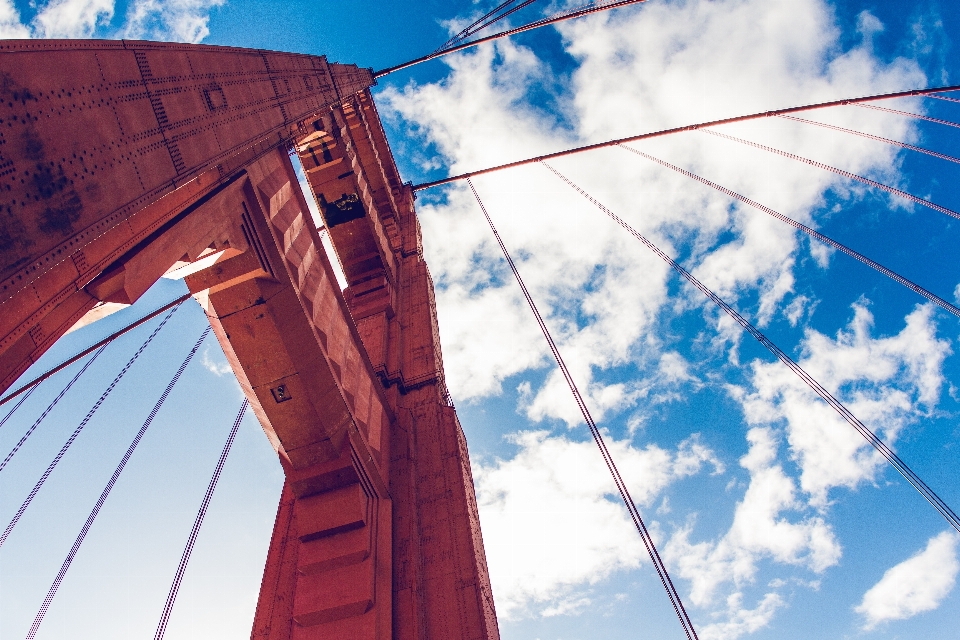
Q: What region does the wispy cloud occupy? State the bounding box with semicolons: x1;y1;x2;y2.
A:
201;347;233;377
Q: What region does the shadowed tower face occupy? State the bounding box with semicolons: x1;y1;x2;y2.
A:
0;39;499;640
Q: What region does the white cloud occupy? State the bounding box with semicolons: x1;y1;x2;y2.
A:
474;430;721;619
856;531;960;630
201;347;233;377
666;428;840;611
700;591;784;640
32;0;113;38
1;0;222;41
384;3;938;634
0;0;30;37
122;0;225;44
736;303;949;505
384;0;925;423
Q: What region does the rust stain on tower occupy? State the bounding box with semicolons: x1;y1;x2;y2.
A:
0;39;499;639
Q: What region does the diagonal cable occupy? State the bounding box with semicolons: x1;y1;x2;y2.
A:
376;0;648;77
439;0;539;51
413;83;960;192
701;129;960;221
927;94;960;105
0;302;183;548
0;382;41;430
0;347;107;473
154;399;249;640
618;144;960;320
857;103;960;130
542;161;960;535
467;177;700;640
0;293;192;409
777;115;960;166
25;326;210;640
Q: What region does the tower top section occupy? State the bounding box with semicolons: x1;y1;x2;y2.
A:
0;39;374;290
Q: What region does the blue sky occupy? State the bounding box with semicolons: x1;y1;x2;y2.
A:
1;1;959;639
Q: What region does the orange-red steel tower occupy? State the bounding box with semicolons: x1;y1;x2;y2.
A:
0;39;499;640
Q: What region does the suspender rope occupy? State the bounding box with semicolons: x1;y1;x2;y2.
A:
777;115;960;166
927;94;960;105
618;145;960;320
701;129;960;221
542;161;960;534
0;302;183;548
0;382;41;431
375;0;649;77
0;293;193;409
154;399;249;640
24;326;210;640
466;177;700;640
0;346;107;473
438;0;540;52
858;103;960;130
412;83;960;192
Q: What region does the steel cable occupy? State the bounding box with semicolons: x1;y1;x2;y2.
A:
0;346;107;473
413;83;960;191
25;326;210;640
0;293;193;409
857;103;960;130
0;302;183;548
618;145;960;320
542;161;960;535
0;382;40;430
928;94;960;105
439;0;539;52
467;177;700;640
777;115;960;166
375;0;649;77
154;398;249;640
701;129;960;221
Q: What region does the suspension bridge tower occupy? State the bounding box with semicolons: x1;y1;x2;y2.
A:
0;39;499;640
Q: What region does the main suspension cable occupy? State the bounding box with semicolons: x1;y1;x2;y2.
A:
25;326;210;640
0;293;193;409
154;399;249;640
0;302;183;548
412;83;960;191
543;161;960;534
375;0;649;77
778;115;960;166
0;346;107;473
701;129;960;221
618;145;960;320
466;177;700;640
